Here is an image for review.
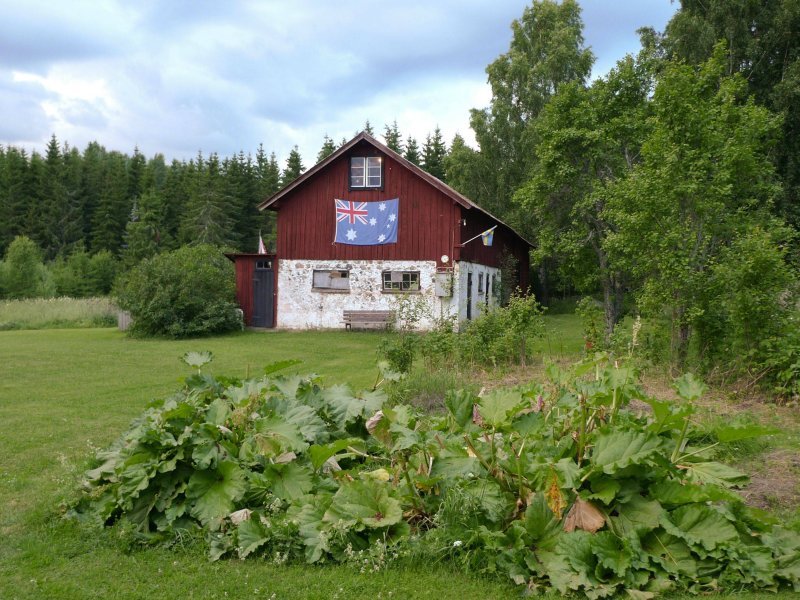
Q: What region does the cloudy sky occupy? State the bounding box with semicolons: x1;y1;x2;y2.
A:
0;1;676;166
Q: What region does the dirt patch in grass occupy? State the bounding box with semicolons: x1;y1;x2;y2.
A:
738;448;800;511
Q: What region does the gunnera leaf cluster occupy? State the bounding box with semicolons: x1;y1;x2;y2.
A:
70;355;800;597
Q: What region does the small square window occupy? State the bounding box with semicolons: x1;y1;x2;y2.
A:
313;269;350;291
382;271;419;292
350;156;382;188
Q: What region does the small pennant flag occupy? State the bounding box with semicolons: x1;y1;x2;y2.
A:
334;198;399;245
257;233;266;254
481;226;496;246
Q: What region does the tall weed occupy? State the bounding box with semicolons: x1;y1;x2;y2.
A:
0;297;118;330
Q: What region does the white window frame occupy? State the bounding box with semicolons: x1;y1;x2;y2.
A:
382;271;420;293
312;269;350;292
350;156;382;188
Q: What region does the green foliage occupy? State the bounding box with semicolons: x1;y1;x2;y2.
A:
1;235;53;299
575;297;603;351
115;244;241;338
73;354;800;595
459;291;545;367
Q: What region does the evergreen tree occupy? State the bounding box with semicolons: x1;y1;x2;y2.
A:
421;127;447;180
90;151;130;255
0;146;31;255
383;120;403;153
404;136;421;165
362;120;375;136
317;135;336;163
280;146;304;187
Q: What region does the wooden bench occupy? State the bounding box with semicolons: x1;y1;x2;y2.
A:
343;310;395;330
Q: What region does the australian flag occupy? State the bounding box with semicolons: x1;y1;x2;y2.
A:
334;198;399;245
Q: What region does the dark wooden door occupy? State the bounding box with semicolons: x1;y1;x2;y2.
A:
252;262;274;328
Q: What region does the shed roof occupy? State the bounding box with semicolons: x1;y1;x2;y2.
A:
257;131;532;247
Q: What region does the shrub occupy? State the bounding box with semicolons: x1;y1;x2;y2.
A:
1;235;53;299
115;244;240;337
458;290;545;367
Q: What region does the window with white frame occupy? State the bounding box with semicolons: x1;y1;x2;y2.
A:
312;269;350;291
382;271;419;292
350;156;382;188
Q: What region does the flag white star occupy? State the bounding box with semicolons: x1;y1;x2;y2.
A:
378;202;386;211
346;229;357;241
388;213;396;222
378;234;386;242
369;217;377;226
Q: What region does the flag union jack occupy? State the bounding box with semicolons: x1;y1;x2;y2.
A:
334;198;399;245
335;199;369;225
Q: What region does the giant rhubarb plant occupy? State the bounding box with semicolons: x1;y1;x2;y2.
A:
72;355;800;596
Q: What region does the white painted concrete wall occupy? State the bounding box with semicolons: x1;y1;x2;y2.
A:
276;259;500;330
277;259;460;330
453;261;501;324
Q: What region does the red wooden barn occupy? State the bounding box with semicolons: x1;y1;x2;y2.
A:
230;132;530;329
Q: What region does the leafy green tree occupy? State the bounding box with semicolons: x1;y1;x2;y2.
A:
468;0;594;216
421;127;447;180
606;46;783;365
515;55;653;337
115;244;241;337
383;120;403;153
317;135;336;163
88;250;118;295
1;235;50;299
664;0;800;228
280;146;304;187
403;136;421;165
52;244;93;297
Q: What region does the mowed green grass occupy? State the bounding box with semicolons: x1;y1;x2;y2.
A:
1;323;796;599
0;328;521;599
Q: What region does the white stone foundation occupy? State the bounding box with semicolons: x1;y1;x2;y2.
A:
276;259;499;331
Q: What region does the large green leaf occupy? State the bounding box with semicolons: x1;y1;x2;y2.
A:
679;461;749;488
237;516;269;558
323;478;402;529
611;495;665;536
672;373;706;402
262;462;313;502
713;423;780;443
308;437;366;471
523;493;562;550
444;389;475;430
282;404;329;444
660;504;738;552
591;430;668;475
642;530;697;577
187;461;247;525
322;384;384;428
478;389;526;428
251;415;307;456
288;494;333;563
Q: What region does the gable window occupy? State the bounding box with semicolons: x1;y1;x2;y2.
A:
382;271;419;292
313;269;350;292
350;156;382;188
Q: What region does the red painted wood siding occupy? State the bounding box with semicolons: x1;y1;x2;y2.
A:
231;255;278;326
458;208;530;291
275;141;460;262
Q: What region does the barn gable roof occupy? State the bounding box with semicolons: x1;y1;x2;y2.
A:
257;132;532;247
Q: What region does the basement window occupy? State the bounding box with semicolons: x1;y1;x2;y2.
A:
382;271;420;293
350;156;382;188
313;269;350;292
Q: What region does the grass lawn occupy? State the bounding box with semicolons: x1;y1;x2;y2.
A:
1;322;797;598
